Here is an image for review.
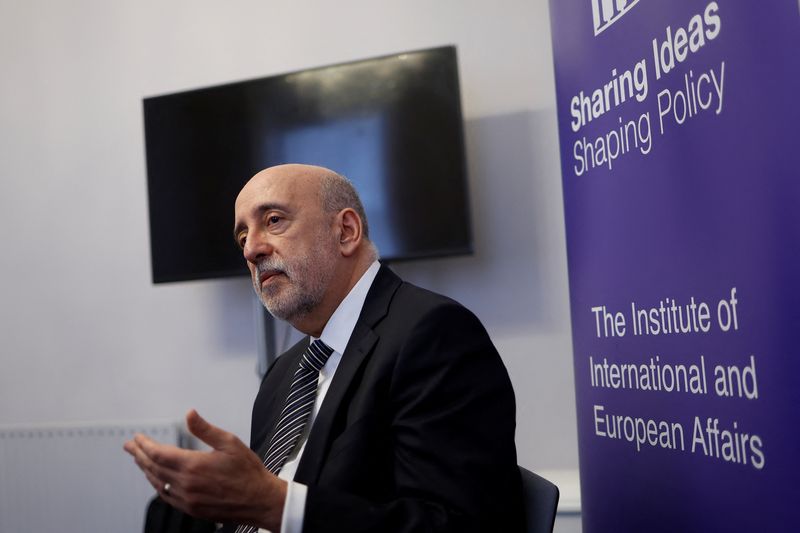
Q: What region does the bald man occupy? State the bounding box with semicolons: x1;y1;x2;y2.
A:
126;164;523;533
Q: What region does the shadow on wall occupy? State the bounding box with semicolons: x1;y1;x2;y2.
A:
210;108;567;353
394;108;567;336
212;274;259;357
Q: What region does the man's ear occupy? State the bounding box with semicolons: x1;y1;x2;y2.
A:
336;208;363;257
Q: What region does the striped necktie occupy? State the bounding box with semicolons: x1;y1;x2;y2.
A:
234;339;334;533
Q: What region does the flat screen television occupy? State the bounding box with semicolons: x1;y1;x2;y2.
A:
143;45;471;283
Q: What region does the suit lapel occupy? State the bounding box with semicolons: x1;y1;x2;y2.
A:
294;265;401;485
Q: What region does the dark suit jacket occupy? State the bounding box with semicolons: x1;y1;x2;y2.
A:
249;265;523;533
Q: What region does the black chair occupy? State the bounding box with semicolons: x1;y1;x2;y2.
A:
144;497;216;533
519;466;560;533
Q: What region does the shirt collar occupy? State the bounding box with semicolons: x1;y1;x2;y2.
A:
315;260;381;355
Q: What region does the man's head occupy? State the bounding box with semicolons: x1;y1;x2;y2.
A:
233;164;377;336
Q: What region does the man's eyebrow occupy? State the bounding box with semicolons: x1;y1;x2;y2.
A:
232;203;290;241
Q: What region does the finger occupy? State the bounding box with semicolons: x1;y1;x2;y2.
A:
129;439;170;482
186;409;236;451
129;443;176;502
130;439;195;499
125;439;158;476
124;438;159;480
123;439;137;456
134;433;189;470
130;444;186;500
123;437;155;458
125;439;155;480
125;436;197;512
151;474;185;503
142;464;168;495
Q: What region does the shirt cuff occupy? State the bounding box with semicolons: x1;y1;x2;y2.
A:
278;481;308;533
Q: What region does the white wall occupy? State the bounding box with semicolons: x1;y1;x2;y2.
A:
0;0;578;512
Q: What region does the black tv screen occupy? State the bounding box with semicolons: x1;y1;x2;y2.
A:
144;45;471;283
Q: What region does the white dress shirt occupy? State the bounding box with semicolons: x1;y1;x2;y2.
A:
258;260;381;533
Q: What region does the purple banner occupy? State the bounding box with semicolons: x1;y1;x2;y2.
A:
548;1;800;531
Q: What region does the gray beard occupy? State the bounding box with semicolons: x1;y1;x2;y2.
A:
252;243;336;323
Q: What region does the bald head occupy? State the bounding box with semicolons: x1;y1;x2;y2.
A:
239;164;370;235
233;164;377;335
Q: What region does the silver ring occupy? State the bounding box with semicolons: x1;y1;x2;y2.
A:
163;482;171;495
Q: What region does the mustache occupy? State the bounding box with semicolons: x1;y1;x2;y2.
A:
255;258;289;281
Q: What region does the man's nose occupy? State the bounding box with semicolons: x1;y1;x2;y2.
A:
243;232;273;264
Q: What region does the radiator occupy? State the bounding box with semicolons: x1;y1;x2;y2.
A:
0;420;183;532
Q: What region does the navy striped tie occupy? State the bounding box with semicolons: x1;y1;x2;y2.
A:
234;339;334;533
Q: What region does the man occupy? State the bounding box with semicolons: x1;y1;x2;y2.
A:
126;164;523;532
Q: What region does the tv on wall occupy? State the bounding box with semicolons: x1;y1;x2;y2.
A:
143;45;472;283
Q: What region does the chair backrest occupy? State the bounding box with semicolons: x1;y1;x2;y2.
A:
518;466;560;533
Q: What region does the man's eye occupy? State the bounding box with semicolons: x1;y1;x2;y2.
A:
237;235;247;249
267;215;282;225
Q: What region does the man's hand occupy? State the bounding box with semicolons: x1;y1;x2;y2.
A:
123;409;286;531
